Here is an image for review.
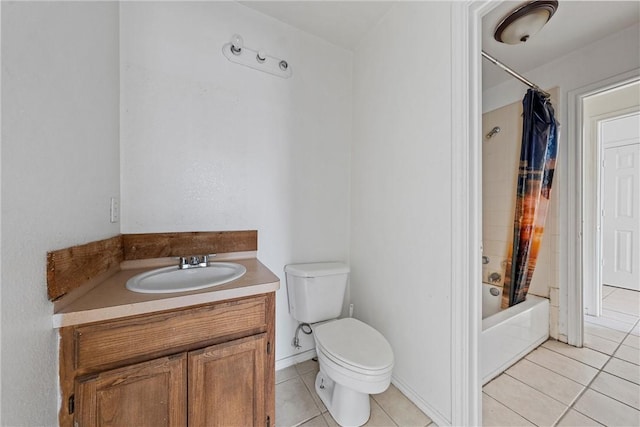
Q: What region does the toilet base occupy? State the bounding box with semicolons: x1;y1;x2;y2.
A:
315;371;370;427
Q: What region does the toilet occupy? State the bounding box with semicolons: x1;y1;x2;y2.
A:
284;262;394;427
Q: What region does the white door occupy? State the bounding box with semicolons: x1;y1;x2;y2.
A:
601;115;640;291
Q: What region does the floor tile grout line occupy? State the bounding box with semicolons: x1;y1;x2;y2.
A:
524;355;595;388
585;316;640;385
584;317;639;331
583;330;625;346
541;343;608;369
506;354;586;393
588;373;640;405
369;391;402;426
518;289;639;426
550;371;604;427
553;406;603;427
596;309;640;321
525;345;604;383
284;361;431;427
482;389;541;427
516;335;639;425
502;367;584;407
596;306;640;318
541;336;615;370
499;371;593;427
371;387;434;426
568;387;640;419
296;369;327;417
553;351;634;423
367;393;398;426
284;365;326;427
599;357;640;384
369;399;400;427
555;316;640;422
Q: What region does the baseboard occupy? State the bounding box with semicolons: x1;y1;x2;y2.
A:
391;375;450;427
275;348;317;371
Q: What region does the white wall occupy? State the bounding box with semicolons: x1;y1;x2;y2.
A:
0;4;3;423
119;2;352;363
483;23;640;341
351;3;453;424
1;2;120;424
0;2;464;424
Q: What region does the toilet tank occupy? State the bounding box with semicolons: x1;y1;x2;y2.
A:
284;262;350;324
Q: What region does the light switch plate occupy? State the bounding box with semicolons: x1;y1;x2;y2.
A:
110;197;120;223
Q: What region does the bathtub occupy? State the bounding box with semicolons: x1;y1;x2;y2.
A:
481;283;549;384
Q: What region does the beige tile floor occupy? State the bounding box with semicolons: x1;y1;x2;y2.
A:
277;286;639;426
275;358;435;427
484;285;640;426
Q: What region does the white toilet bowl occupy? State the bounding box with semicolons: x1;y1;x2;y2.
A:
313;318;394;427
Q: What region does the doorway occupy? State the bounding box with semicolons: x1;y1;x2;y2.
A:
567;74;640;346
581;81;640;318
600;114;640;292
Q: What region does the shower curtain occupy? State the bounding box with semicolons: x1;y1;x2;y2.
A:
502;89;558;308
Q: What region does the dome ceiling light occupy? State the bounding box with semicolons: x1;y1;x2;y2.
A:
494;0;559;44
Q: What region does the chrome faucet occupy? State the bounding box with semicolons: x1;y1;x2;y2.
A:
179;254;210;269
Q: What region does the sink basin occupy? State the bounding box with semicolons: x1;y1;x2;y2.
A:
126;262;247;294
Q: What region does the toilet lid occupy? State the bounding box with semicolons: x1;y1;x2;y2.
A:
314;318;394;372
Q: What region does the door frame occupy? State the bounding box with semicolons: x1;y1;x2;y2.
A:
566;70;640;346
599;113;640;292
450;1;501;425
584;106;640;316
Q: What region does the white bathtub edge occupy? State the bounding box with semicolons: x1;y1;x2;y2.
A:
481;331;548;385
481;292;550;385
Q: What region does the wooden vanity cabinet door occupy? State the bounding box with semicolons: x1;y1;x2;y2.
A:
75;353;187;427
188;334;267;427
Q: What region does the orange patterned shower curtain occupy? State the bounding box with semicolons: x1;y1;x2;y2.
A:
502;89;558;308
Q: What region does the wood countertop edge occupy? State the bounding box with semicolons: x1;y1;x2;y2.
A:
52;257;280;328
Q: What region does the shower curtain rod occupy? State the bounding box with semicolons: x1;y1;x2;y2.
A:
482;50;550;99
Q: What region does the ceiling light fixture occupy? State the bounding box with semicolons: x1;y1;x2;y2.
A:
494;0;559;45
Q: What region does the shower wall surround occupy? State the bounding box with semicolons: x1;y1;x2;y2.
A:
482;88;560;337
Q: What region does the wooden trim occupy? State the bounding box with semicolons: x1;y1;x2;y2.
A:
122;230;258;260
47;231;258;301
59;327;76;427
47;235;123;301
265;292;276;426
74;296;266;371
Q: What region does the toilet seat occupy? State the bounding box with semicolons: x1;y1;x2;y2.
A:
314;318;394;376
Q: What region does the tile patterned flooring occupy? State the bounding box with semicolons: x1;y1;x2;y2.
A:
484;285;640;426
277;286;639;426
275;359;434;427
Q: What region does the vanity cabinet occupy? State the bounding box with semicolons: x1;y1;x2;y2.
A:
75;353;187;426
189;334;266;426
59;293;275;427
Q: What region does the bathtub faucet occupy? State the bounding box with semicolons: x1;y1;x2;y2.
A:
488;272;502;284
